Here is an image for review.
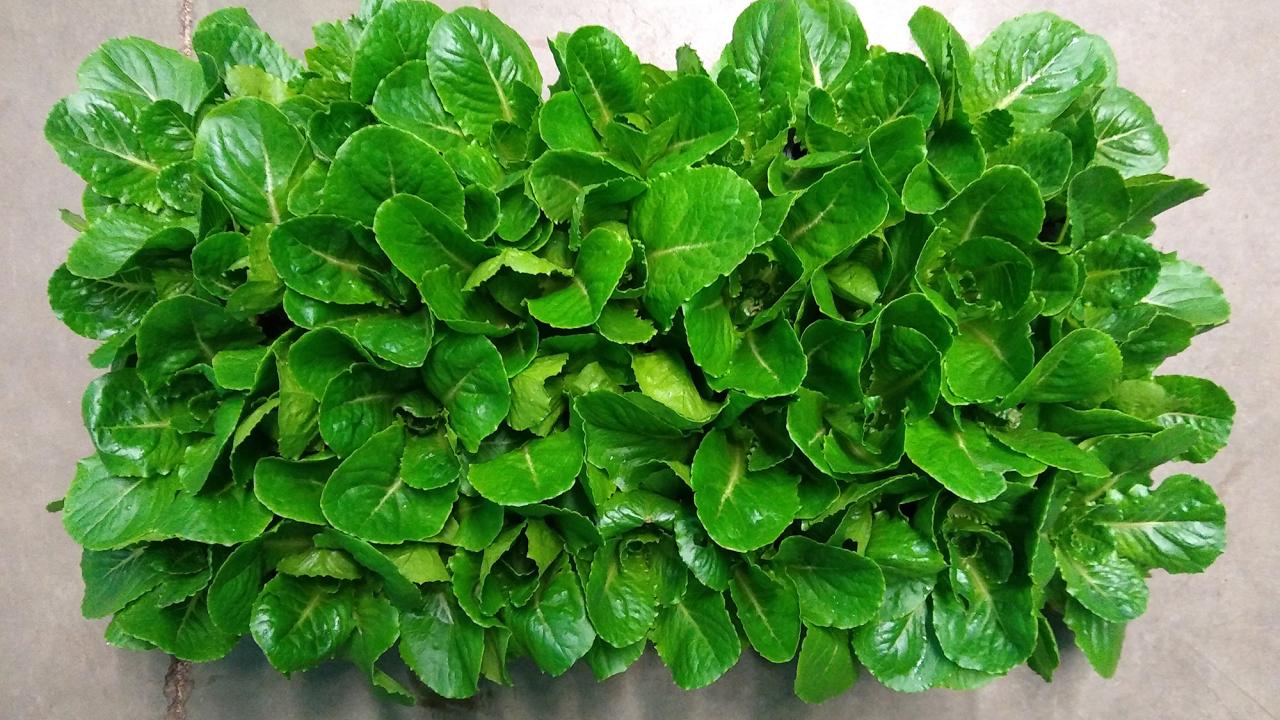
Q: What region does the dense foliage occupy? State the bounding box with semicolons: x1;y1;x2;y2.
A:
45;0;1234;704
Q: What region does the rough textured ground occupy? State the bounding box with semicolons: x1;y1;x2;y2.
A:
2;1;1275;717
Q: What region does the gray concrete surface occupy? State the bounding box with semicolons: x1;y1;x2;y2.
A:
1;1;1276;718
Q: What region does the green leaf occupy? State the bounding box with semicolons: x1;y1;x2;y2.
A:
160;485;274;545
194;19;302;82
207;540;266;634
63;457;177;550
864;514;945;619
350;0;444;103
772;536;884;629
645;75;739;174
352;309;434;368
384;543;449;584
989;131;1073;197
1069;166;1131;245
135;295;263;391
425;7;541;138
835;52;940;132
1064;597;1126;678
506;559;595;676
65;205;194;280
194;98;306;226
945;237;1033;316
732;0;804;112
651;584;741;690
1082;234;1161;306
321;423;457;543
344;589;401;674
781;162;889;273
268;215;389;304
584;638;645;680
796;0;868;88
1143;256;1229;327
468;430;582;506
851;601;936;692
932;578;1037;674
399;588;486;698
116;591;237;662
80;546;168;618
318;364;413;457
464;247;566;290
711;319;808;399
691;430;798;552
1121;176;1208;237
1111;375;1234;462
48;264;155;340
586;540;658;648
595;303;656;345
1092;87;1169;177
1030;246;1083;314
933;166;1044;247
1056;541;1149;623
908;6;971;116
78;38;207;113
371;60;466;151
212;346;272;391
1027;612;1060;681
527;225;632;328
564;25;642;130
529;150;632;222
574;392;693;484
287;326;365;396
632;351;721;424
82;369;184;478
507;354;568;434
539;91;603;153
800;319;866;405
868;325;942;422
633;166;762;326
794;625;856;703
423;333;511;452
1102;474;1226;574
965;13;1109;128
402;432;462;490
374;194;509;331
321;125;464;227
45;93;164;210
250;575;354;673
729;563;800;663
1003;328;1122;406
904;415;1034;503
316;530;423;610
277;548;361;579
987;425;1110;477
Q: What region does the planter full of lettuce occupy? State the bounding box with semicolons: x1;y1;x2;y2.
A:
45;0;1233;705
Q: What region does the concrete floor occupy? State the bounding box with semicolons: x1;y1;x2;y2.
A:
1;1;1276;718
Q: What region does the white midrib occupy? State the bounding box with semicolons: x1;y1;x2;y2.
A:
263;159;281;225
717;446;745;512
746;333;780;381
470;36;515;122
522;447;540;490
733;571;783;644
648;241;707;261
964;325;1013;370
785;193;841;244
580;70;612;126
993;39;1079;111
80;478;146;539
365;477;404;519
